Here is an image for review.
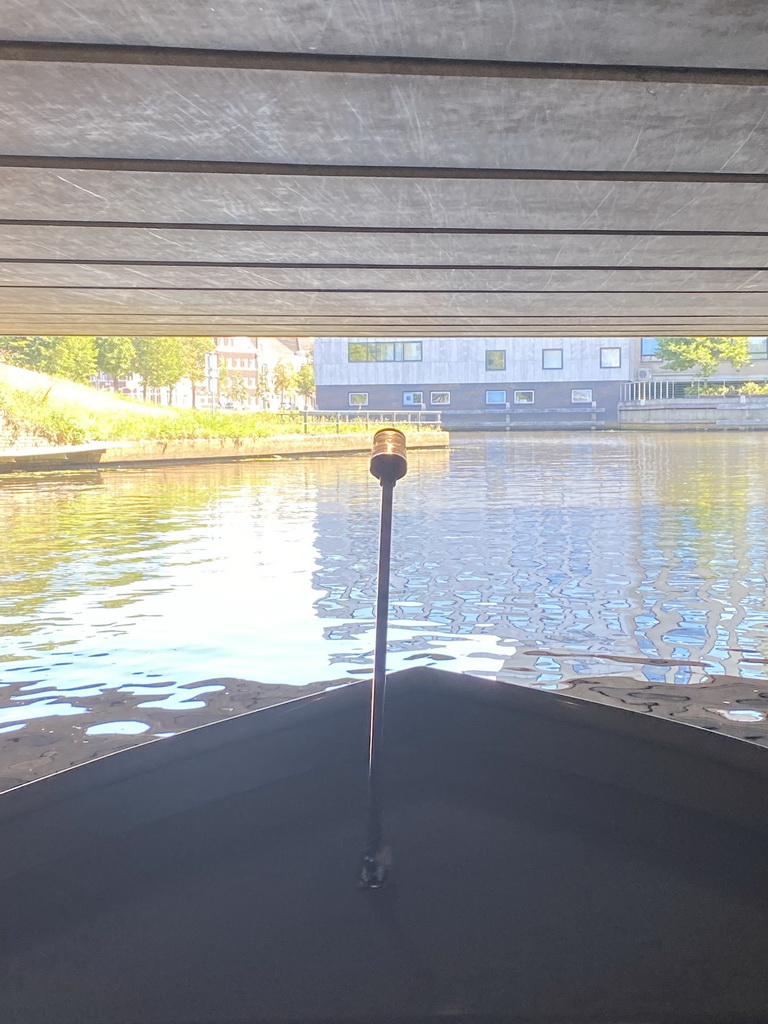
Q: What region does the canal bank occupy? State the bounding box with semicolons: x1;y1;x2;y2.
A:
619;397;768;430
0;363;448;472
439;397;768;431
100;431;447;467
0;431;448;472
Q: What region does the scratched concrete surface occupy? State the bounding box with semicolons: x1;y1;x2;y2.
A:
0;0;767;335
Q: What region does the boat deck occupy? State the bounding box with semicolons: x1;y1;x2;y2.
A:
1;667;767;1023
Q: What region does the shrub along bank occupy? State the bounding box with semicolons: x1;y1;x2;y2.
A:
0;368;440;448
0;384;87;446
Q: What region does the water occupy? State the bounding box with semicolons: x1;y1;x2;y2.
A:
2;431;768;787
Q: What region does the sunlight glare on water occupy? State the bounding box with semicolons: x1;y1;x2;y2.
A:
2;430;768;785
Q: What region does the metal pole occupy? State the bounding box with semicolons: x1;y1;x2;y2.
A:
360;429;407;889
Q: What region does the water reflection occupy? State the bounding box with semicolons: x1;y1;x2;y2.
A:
314;433;768;681
1;432;768;787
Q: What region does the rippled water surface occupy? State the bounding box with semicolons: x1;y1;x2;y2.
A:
3;431;768;786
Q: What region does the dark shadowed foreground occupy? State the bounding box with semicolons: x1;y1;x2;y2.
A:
2;667;768;1023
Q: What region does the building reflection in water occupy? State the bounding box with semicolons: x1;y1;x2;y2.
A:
312;433;768;738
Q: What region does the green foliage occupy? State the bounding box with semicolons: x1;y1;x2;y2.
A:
256;366;272;407
0;386;87;445
180;337;214;387
686;380;768;396
52;336;98;384
657;336;750;378
0;362;443;447
220;369;249;407
85;409;438;441
131;336;215;399
272;360;296;406
132;336;186;395
96;336;137;384
294;361;315;407
179;337;215;408
2;335;215;398
1;335;98;383
0;335;51;368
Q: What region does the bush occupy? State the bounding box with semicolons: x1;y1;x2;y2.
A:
0;387;87;445
686;381;768;397
0;373;443;445
85;409;440;442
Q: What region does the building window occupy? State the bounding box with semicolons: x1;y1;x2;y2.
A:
348;392;368;406
514;390;534;404
571;388;593;403
600;347;622;369
748;337;768;359
403;391;423;406
641;337;659;360
430;391;451;405
542;348;563;370
348;341;422;362
485;350;506;371
486;390;507;404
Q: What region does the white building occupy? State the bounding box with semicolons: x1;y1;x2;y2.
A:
315;336;639;426
200;336;313;410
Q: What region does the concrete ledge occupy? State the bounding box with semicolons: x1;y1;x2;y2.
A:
619;398;768;430
99;431;448;467
0;442;108;472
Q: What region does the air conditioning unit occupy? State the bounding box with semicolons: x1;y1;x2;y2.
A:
637;367;653;381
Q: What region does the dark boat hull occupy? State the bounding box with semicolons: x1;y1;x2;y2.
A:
2;666;768;1023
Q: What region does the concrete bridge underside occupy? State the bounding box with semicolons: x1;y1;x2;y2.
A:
2;0;768;337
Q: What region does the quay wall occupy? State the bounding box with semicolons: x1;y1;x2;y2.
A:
99;432;448;466
619;398;768;430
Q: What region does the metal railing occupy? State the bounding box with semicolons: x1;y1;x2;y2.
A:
272;409;443;433
621;379;768;402
304;409;442;429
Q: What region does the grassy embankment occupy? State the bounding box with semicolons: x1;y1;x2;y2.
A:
0;364;440;446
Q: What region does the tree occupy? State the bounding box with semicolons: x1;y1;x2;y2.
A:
294;361;315;409
50;336;98;383
179;337;215;408
96;336;136;388
0;335;214;399
0;335;52;369
220;368;249;407
0;335;97;383
272;360;296;408
132;336;186;401
656;336;751;378
256;366;272;409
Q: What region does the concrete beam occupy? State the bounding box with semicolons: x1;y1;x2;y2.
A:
1;2;767;336
3;0;767;69
3;65;768;173
1;170;767;232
